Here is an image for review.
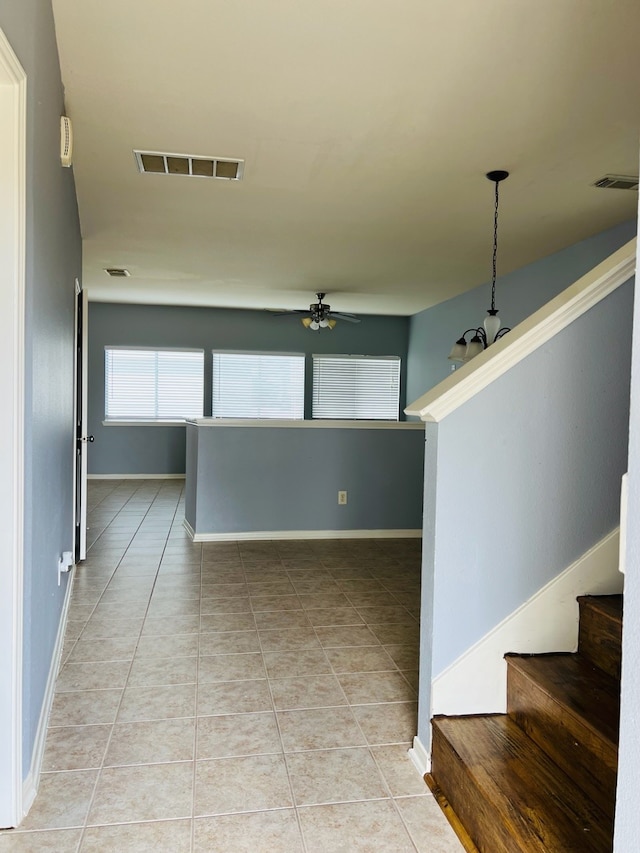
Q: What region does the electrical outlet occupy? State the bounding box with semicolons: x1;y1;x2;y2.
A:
338;490;347;505
57;550;74;586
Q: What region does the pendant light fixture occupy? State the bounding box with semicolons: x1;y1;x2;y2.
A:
448;170;511;363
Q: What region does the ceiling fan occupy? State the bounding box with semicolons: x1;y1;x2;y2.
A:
273;293;360;331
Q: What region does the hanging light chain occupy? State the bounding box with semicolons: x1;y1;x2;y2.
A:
491;178;500;312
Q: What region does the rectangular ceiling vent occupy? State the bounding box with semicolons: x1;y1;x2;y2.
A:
593;174;639;191
104;268;130;277
134;150;244;181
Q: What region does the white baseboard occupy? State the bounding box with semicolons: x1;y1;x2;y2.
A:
88;473;185;480
431;528;623;717
408;735;430;777
185;525;422;542
21;566;76;819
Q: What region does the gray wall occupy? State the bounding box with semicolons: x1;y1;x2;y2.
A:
88;302;410;475
614;247;640;850
418;279;634;745
186;424;425;534
406;219;637;408
0;2;82;776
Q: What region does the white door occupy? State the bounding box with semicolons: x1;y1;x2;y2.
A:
0;27;26;828
74;285;91;562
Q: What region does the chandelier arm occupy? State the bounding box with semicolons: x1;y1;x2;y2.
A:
461;327;483;339
494;327;511;340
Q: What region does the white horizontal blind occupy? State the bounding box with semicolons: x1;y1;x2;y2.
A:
212;351;305;419
105;347;204;421
312;354;400;420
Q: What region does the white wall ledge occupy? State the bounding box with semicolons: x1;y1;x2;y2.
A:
405;238;636;423
187;418;423;430
102;420;187;427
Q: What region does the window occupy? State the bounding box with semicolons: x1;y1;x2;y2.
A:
312;354;401;420
211;351;305;419
104;347;204;421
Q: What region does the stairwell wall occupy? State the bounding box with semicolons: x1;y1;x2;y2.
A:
417;278;634;747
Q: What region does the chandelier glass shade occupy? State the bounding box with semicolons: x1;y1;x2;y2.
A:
448;170;511;363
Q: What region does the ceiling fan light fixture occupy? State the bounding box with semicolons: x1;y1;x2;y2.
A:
278;293;359;330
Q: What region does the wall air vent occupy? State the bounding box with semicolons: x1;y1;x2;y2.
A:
104;268;130;277
60;116;73;167
593;174;639;191
133;150;244;181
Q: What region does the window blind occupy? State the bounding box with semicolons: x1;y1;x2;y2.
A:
312;354;400;420
211;351;305;419
105;347;204;421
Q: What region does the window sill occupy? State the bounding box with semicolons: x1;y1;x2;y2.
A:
102;420;189;427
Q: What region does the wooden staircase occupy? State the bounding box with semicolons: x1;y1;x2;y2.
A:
430;595;622;853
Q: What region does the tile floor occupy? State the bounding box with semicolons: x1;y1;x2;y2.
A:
0;479;463;852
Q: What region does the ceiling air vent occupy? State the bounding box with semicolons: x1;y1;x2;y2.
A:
133;150;244;181
104;268;130;277
593;174;639;191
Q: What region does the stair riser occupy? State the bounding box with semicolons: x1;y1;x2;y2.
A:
507;664;617;820
578;600;622;680
432;715;612;853
431;726;518;853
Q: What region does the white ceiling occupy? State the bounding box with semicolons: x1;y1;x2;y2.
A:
51;0;640;316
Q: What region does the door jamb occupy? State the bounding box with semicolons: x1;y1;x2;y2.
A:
0;27;26;828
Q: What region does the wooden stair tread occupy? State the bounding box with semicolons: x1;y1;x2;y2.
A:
432;714;612;853
507;652;620;748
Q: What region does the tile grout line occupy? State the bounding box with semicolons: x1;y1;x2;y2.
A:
191;506;210;853
75;484;183;849
248;550;310;853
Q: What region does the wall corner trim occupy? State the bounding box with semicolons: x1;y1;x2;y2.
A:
405;239;636;422
408;735;431;776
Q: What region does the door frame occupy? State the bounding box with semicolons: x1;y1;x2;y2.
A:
74;284;89;562
0;27;26;828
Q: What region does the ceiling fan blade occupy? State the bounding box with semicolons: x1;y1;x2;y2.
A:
270;310;309;317
331;313;360;323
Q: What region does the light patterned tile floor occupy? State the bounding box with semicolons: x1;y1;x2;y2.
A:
0;479;464;853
